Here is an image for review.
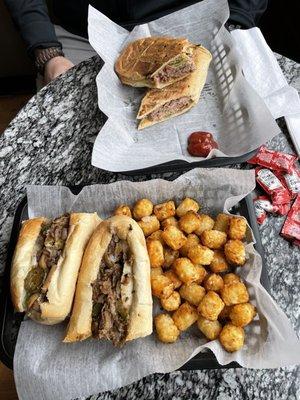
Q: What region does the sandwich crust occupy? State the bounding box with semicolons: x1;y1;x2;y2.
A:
64;215;152;343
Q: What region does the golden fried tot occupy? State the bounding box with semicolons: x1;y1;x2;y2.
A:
178;211;201;234
148;230;165;245
161;216;179;229
194;265;208;284
204;273;224;292
180;234;200;257
188;244;214;265
201;230;227;249
220;282;249;306
164;270;182;289
147;239;164;268
163;248;179;269
151;266;163;278
176;198;200;217
229;217;247;240
138;215;160;236
155;314;180;343
197;317;222;340
161;291;181;311
151;275;174;299
162;225;187;250
198;291;224;321
229;303;256;327
172;302;198;331
179;283;206;306
218;305;232;321
219;323;245;352
173;258;202;284
224;240;246;266
154;201;176;221
214;213;231;233
133;198;153;220
114;204;132;218
210;250;229;273
223;273;240;285
194;214;215;236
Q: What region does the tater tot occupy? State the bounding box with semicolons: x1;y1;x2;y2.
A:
201;230;227;249
151;266;163;278
194;265;208;285
178;211;201;234
147;239;164;268
180;234;200;257
224;240;246;266
148;230;165;245
229;303;256;327
179;283;206;306
164;270;182;289
133;199;153;220
138;215;160;236
223;273;240;285
176;198;200;217
154;201;176;221
218;305;232;321
220;282;249;306
204;273;224;292
161;291;181;311
173;258;201;284
214;213;231;233
162;226;187;250
198;291;225;321
161;216;178;229
188;244;214;265
219;323;245;352
114;204;132;217
194;214;215;236
229;217;247;240
197;317;222;340
151;275;174;299
172;302;198;331
163;248;179;269
210;250;229;273
155;314;180;343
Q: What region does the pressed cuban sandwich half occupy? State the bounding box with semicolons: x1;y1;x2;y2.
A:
115;36;197;89
10;213;101;324
64;215;153;346
137;45;212;129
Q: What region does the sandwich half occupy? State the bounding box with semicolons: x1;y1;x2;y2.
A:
137;45;212;130
115;36;196;89
64;215;152;346
10;213;101;324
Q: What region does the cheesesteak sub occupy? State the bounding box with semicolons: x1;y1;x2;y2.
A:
64;215;152;345
137;45;212;129
115;37;196;89
11;213;100;324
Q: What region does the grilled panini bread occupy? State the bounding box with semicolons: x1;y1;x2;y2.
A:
137;45;212;129
115;36;196;89
64;215;152;346
11;213;101;324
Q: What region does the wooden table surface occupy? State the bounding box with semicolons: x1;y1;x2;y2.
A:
0;362;18;400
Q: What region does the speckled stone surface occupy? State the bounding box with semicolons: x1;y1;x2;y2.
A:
0;53;299;400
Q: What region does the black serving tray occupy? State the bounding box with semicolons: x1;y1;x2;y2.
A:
0;188;269;370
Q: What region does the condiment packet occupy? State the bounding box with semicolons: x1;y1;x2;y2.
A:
281;195;300;242
248;146;298;173
282;165;300;198
255;168;291;206
253;200;267;224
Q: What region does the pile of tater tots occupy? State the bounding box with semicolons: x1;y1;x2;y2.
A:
113;197;256;352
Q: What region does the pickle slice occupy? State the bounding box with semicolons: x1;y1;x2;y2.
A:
24;267;46;294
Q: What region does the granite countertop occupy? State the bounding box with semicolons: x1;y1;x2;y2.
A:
0;54;299;400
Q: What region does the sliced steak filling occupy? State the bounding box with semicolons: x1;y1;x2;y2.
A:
25;214;70;313
91;234;133;346
152;53;195;85
147;96;192;121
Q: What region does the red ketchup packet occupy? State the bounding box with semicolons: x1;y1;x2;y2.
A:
281;195;300;242
248;146;297;173
253;200;267;224
282;164;300;198
254;195;291;217
255;168;291;206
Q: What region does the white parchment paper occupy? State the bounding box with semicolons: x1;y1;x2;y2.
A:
14;169;300;400
88;0;281;172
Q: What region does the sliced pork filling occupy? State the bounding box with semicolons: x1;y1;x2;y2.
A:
91;234;133;346
147;96;192;121
25;214;70;314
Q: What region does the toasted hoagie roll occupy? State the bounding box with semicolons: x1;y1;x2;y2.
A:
64;215;153;345
10;213;101;324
